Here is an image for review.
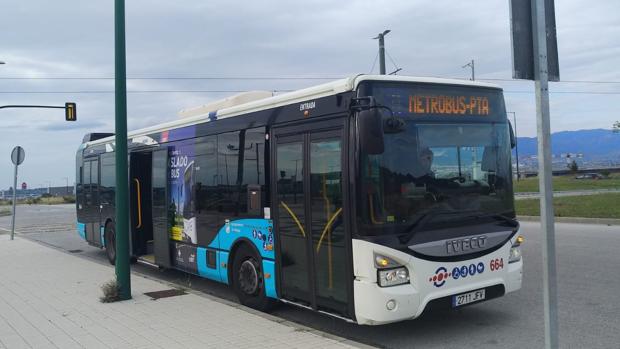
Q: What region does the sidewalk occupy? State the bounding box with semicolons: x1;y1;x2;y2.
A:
0;235;370;349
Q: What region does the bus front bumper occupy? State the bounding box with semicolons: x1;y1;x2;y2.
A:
352;239;523;325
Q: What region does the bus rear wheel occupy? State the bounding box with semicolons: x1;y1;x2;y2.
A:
232;244;274;312
104;223;116;265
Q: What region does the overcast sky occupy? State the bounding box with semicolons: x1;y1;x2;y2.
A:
1;0;619;189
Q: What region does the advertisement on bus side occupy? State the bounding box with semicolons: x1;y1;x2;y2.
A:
167;128;198;244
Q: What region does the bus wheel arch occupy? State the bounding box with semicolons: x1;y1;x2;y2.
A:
230;239;275;312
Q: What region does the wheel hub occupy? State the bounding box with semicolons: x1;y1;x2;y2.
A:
239;259;259;295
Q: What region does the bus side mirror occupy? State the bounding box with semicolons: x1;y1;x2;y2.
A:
358;109;384;155
509;122;516;149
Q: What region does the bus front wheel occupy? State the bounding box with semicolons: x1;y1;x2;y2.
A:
232;244;274;312
104;222;116;265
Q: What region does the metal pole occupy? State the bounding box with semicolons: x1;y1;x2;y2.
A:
115;0;131;300
462;60;475;81
378;33;386;75
10;161;18;240
509;112;520;181
532;0;558;347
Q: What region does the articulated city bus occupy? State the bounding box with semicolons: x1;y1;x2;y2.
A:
76;75;523;325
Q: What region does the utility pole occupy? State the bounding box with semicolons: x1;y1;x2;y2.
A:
373;30;390;75
115;0;131;300
462;59;475;80
508;112;520;180
509;1;560;345
532;0;558;347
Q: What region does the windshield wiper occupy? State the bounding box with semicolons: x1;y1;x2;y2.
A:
469;212;518;227
397;210;462;245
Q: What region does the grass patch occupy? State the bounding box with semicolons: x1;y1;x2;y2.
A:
100;279;121;303
514;174;620;193
38;197;66;205
515;193;620;219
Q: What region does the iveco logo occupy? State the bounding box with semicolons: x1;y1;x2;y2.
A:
446;236;487;254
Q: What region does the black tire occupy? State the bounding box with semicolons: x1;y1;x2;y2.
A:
104;222;116;265
232;244;275;312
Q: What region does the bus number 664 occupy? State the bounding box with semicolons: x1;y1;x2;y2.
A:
490;258;504;271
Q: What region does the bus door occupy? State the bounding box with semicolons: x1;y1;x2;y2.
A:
272;119;351;317
130;152;154;258
151;149;171;268
84;157;101;245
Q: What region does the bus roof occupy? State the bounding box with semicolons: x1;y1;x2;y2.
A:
84;75;501;147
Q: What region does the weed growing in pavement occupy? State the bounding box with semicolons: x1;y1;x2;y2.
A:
100;279;120;303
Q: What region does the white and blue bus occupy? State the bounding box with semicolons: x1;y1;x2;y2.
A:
76;75;523;325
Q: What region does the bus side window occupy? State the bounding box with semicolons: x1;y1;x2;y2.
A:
84;161;92;206
77;165;83;210
242;127;266;216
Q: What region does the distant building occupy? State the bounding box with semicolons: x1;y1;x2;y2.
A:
0;186;74;200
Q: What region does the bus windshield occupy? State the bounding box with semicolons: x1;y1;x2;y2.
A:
357;84;514;236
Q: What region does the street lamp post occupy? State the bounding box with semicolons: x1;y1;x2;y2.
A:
508;112;520;181
462;59;475;80
373;30;391;75
62;177;69;194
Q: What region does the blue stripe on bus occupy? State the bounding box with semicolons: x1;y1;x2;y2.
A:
77;222;86;240
217;218;274;260
262;260;277;299
175;218;276;293
197;247;223;282
100;225;105;247
218;251;230;285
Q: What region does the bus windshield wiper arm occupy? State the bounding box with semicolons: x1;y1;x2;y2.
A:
470;212;518;226
397;210;459;245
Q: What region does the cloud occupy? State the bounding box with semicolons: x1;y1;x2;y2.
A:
1;0;619;186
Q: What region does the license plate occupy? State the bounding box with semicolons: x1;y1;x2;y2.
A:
452;289;486;307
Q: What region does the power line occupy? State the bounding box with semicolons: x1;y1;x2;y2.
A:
0;90;619;95
480;78;620;84
369;51;379;74
0;90;294;94
1;76;620;84
0;76;342;81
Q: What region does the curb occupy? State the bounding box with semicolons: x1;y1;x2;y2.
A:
517;215;620;225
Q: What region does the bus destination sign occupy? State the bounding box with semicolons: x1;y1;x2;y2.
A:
408;95;490;116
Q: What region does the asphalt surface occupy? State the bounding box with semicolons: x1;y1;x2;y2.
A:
1;204;619;348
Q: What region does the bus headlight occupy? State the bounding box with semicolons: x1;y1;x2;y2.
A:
509;235;524;263
378;267;410;287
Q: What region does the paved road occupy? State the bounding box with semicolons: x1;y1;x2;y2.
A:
1;204;619;348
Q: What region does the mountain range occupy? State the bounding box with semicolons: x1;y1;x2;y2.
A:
516;129;620;160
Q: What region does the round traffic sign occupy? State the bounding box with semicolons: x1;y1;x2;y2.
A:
11;146;25;166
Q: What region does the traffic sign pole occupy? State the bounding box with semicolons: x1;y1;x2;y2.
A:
10;146;25;241
532;0;559;347
11;160;18;240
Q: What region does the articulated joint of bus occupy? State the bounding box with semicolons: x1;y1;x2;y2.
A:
351;232;523;325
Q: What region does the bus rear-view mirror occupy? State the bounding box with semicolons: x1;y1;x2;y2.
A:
358;109;385;155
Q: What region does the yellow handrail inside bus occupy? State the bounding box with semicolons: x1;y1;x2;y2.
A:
316;207;342;253
280;201;305;237
133;178;142;229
